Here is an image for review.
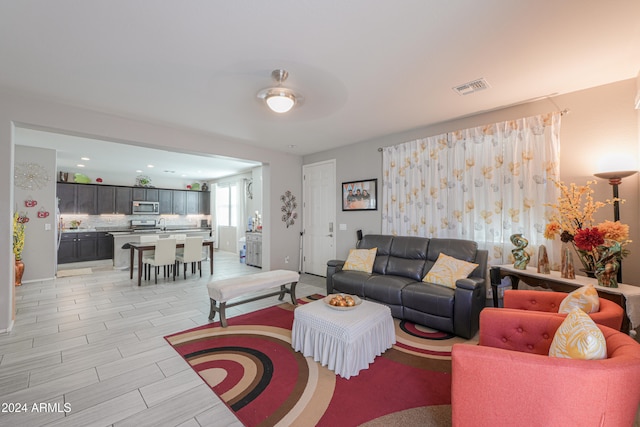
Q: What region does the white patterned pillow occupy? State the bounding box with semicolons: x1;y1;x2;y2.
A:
558;284;600;314
343;248;377;273
549;308;607;360
423;253;478;289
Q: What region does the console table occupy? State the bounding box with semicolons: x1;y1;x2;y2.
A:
490;265;640;333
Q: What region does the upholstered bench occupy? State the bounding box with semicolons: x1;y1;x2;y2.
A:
207;269;299;327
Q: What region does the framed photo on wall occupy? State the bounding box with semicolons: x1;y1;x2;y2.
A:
342;179;377;211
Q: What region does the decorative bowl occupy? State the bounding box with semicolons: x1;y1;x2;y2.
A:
323;293;362;311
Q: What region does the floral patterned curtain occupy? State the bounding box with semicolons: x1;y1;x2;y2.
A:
382;112;561;267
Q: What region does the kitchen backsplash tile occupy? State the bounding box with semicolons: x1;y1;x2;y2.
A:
59;214;211;231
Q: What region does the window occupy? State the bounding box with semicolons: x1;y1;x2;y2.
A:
216;183;238;227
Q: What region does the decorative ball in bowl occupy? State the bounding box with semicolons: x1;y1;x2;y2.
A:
324;293;362;310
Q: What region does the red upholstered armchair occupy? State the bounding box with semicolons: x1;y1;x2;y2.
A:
503;289;624;331
452;308;640;427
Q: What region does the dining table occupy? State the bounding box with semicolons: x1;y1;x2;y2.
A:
127;239;214;286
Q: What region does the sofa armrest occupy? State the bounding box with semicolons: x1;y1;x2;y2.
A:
326;259;345;294
453;276;486;339
455;276;484;290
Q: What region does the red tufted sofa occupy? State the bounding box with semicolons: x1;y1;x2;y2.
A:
451;308;640;427
503;289;624;331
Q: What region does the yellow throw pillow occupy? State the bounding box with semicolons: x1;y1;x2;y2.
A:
423;253;478;289
549;308;607;360
343;248;377;273
558;284;600;314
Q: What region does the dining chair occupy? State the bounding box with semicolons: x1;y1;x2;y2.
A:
139;234;159;280
170;234;188;258
175;236;206;279
142;238;177;284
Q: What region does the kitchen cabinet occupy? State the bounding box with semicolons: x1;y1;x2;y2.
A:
76;185;97;214
58;232;97;264
159;189;173;214
199;191;210;215
186;191;199;214
57;182;210;216
172;190;186;215
57;183;76;213
97;186;132;214
133;187;159;202
58;231;113;264
246;233;262;268
96;232;114;260
57;183;97;214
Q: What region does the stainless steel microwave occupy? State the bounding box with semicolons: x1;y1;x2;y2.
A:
132;201;159;215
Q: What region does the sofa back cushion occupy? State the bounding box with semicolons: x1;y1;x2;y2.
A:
357;235;393;274
425;238;478;278
386;236;430;281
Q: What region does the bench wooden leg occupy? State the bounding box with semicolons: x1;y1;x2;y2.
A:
278;281;298;305
208;298;229;328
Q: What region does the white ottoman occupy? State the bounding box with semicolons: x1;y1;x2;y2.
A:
291;298;396;379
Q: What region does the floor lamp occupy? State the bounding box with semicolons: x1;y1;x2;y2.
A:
593;170;638;283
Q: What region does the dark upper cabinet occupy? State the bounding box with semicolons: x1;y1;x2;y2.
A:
97;186;132;214
57;183;76;214
57;183;97;214
186;191;199;214
133;187;159;203
115;187;132;214
97;186;115;214
57;182;209;216
76;185;97;214
132;187;145;201
172;190;186;215
145;188;159;202
199;192;210;215
159;189;173;214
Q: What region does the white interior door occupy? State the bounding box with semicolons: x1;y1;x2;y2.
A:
302;160;336;276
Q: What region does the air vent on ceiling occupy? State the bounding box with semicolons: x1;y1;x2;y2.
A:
453;78;490;96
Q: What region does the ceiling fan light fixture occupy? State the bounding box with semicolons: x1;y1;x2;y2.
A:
265;90;296;113
257;69;300;113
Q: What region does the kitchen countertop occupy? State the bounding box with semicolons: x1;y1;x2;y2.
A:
108;228;212;235
63;227;211;234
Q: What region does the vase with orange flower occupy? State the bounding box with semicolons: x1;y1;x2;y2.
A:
544;180;630;286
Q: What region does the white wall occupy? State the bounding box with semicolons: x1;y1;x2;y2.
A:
0;89;302;331
14;145;57;282
304;79;640;285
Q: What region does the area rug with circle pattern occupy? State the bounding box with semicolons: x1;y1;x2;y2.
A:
165;295;476;427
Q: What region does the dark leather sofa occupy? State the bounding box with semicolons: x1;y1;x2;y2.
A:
326;234;488;339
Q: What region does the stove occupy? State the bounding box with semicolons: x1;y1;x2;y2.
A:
130;219;161;232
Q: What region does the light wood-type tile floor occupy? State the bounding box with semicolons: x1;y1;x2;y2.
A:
0;251;325;427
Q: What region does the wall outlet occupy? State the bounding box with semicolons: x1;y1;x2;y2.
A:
45;223;51;231
285;256;290;264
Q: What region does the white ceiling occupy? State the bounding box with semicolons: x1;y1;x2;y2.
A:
2;1;640;176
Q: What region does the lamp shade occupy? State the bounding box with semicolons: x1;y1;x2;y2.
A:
265;92;295;113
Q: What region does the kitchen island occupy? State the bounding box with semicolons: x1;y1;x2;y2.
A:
109;228;212;269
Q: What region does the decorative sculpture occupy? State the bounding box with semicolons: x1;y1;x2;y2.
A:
537;245;550;274
510;234;530;270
